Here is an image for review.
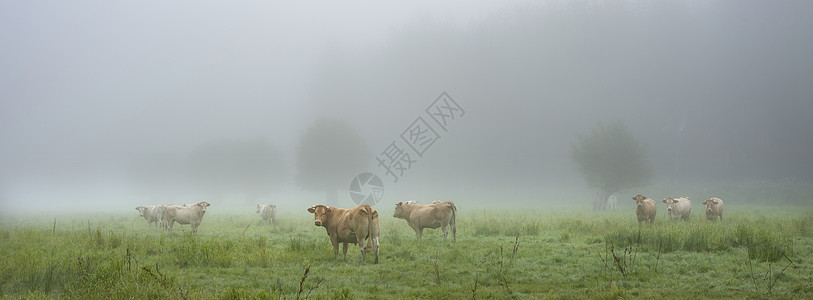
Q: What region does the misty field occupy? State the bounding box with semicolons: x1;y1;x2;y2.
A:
1;205;812;299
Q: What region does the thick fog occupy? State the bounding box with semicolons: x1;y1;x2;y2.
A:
2;1;812;212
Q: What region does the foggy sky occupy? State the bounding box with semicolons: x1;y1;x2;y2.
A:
2;1;812;211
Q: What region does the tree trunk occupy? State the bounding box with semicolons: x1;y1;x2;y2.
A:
594;190;610;211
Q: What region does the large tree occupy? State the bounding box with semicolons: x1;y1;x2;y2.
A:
296;118;369;206
571;121;654;211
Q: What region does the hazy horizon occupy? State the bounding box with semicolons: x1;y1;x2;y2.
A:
2;1;812;213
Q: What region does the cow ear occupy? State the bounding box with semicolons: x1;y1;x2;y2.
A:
307;207;315;213
324;207;332;213
713;200;719;205
396;202;402;206
662;199;667;203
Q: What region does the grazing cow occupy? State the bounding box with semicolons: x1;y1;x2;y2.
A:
257;204;277;224
632;195;656;224
136;204;166;228
662;197;692;221
163;202;211;234
393;201;457;242
307;204;380;264
702;197;724;222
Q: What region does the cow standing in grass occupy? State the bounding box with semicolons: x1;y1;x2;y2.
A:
257;204;277;225
607;194;618;210
136;204;166;229
163;202;211;234
307;204;380;264
663;197;692;221
702;197;724;222
393;201;457;242
633;195;656;225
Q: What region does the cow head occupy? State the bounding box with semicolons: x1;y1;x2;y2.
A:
196;202;211;214
256;204;262;213
632;194;647;207
702;198;720;212
136;206;147;217
393;202;406;218
307;205;330;226
662;197;676;213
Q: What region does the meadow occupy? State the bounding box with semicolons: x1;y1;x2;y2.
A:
1;204;812;299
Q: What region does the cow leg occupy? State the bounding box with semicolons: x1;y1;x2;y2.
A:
342;242;350;262
331;237;340;261
357;234;368;263
441;223;448;241
365;238;372;253
372;236;379;264
358;242;366;263
412;225;423;241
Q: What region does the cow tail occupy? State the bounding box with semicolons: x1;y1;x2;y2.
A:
365;205;375;250
449;203;457;237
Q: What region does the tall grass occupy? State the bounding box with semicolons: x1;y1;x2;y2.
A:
1;206;811;298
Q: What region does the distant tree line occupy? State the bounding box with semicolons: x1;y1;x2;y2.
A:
127;118;368;206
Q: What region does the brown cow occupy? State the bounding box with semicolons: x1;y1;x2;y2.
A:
632;195;656;224
393;201;457;242
702;197;724;222
307;204;380;264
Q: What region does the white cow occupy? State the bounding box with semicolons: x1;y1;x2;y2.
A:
163;202;211;234
257;204;277;224
136;204;166;228
663;197;692;221
607;194;618;210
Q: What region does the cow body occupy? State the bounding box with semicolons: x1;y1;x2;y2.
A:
702;197;724;222
307;204;380;264
163;202;210;234
662;197;692;221
633;195;656;224
607;194;618;210
257;204;277;224
393;201;457;242
136;205;166;228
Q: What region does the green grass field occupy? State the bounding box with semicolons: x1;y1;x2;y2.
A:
1;205;812;299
